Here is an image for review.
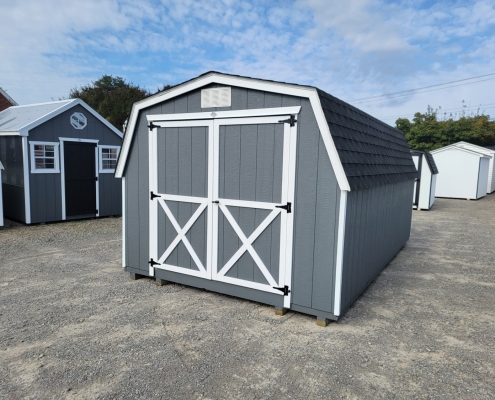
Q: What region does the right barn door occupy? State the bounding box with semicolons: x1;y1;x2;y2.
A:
212;116;297;308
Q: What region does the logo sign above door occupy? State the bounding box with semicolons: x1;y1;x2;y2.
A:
70;112;87;130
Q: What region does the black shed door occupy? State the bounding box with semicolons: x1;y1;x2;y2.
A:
64;142;97;217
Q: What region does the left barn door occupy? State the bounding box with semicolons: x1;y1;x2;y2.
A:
64;142;97;217
148;120;214;278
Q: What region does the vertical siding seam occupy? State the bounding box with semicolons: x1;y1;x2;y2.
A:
309;136;321;309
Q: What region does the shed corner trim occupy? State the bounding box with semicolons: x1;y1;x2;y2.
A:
333;189;348;317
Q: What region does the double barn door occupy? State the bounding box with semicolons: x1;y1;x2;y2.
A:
148;109;298;307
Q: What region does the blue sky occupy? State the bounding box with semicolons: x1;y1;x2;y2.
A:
2;0;495;125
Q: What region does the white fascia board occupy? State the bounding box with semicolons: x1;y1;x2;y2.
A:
455;141;495;156
115;73;351;191
431;145;491;158
0;131;24;136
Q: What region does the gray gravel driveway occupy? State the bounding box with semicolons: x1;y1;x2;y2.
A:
1;196;494;399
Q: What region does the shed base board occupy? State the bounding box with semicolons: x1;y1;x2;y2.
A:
123;266;337;320
154;269;284;308
289;304;338;321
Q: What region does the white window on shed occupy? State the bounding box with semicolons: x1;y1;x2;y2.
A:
30;141;60;173
99;146;120;173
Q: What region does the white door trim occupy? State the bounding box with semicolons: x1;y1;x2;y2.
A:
147;106;301;123
148;109;298;302
59;137;99;220
148;120;214;277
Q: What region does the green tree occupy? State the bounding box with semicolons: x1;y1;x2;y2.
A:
70;75;149;131
396;105;495;151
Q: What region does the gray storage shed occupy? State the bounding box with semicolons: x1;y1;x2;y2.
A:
411;150;439;210
115;72;417;324
0;99;122;224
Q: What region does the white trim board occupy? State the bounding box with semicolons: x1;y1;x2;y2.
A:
147;106;301;122
115;72;350;192
333;190;348;317
22;136;31;224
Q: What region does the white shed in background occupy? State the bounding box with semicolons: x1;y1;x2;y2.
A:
431;144;490;200
0;161;4;226
453;142;495;194
411;150;439;210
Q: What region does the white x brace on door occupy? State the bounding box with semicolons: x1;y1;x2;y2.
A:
148;107;298;308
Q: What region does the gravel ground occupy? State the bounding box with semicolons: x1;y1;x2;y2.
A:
1;196;494;399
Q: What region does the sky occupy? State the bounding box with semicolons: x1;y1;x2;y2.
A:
1;0;495;125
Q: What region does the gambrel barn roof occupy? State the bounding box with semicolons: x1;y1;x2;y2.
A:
116;71;416;191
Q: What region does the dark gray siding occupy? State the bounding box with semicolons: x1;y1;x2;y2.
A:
124;85;341;307
98;173;122;216
340;180;414;313
0;136;25;221
28;104;122;223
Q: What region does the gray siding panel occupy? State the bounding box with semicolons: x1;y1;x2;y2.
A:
340;180;413;313
98;174;122;216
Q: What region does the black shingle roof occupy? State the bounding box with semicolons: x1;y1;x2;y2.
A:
410;150;439;174
317;89;417;190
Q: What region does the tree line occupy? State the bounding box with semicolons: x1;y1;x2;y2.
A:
69;75;171;132
396;105;495;151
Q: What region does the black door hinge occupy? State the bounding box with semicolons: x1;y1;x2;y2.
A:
148;121;157;130
148;258;160;267
273;285;290;296
150;191;161;200
95;176;98;181
278;114;297;126
96;209;98;214
275;202;291;213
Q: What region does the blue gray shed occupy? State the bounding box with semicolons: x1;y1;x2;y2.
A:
115;72;417;324
0;99;122;224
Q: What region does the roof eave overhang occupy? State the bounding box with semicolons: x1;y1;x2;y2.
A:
115;72;351;191
0;130;24;136
2;99;123;140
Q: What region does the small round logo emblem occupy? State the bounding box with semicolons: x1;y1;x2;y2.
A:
70;112;87;129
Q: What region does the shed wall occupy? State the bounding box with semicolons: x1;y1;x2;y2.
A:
433;150;482;199
0;136;25;221
124;85;341;313
28;104;122;223
340;179;413;313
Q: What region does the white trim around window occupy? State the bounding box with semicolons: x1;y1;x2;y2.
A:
29;141;60;174
98;145;120;173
